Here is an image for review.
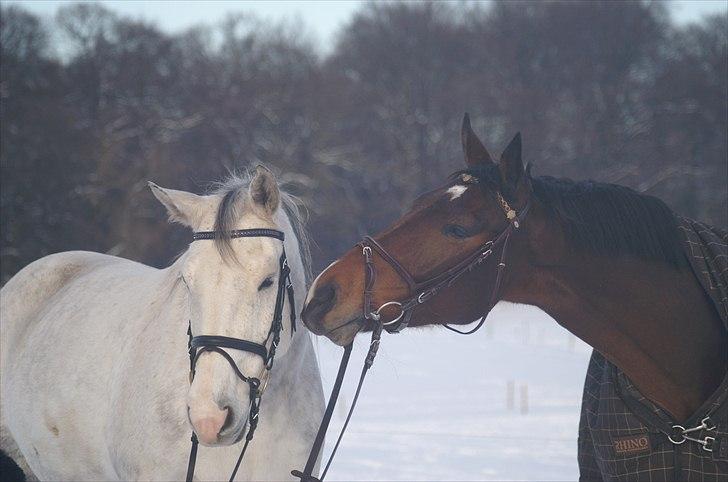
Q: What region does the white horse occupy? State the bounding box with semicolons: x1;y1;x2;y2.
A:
0;168;325;480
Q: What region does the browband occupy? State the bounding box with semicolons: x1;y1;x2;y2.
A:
192;228;284;242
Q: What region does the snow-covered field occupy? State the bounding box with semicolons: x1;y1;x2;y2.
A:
313;302;593;481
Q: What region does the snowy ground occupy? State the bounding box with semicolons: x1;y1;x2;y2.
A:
312;302;593;481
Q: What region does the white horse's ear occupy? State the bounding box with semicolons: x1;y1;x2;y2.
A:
248;166;280;214
148;181;204;228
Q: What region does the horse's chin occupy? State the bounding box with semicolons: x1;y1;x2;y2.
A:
225;420;249;445
325;318;364;346
188;403;249;447
198;415;248;447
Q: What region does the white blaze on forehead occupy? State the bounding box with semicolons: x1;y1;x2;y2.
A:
446;185;468;200
305;259;339;305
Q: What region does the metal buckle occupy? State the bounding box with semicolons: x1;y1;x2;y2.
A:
702;416;716;432
366;310;381;322
374;301;404;326
669;425;687;445
669;419;717;450
477;249;493;264
257;369;270;396
362;246;372;258
681;417;715;435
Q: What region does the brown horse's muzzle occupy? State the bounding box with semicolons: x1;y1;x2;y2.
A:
302;253;371;345
301;282;337;334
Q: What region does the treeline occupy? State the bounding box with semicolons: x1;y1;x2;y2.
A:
1;1;726;281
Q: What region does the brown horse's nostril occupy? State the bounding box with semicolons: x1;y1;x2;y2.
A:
302;283;337;329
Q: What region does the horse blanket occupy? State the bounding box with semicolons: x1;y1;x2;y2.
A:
578;218;728;481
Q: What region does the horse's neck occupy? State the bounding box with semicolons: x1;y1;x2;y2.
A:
508;256;727;422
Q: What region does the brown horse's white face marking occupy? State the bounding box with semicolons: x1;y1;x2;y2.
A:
446;184;468;200
302;114;529;346
149;169;292;446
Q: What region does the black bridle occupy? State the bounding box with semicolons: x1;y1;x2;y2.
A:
184;228;296;482
293;188;530;482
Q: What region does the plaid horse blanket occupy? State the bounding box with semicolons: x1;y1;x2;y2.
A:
578;218;728;481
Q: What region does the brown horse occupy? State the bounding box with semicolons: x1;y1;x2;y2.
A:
302;114;726;429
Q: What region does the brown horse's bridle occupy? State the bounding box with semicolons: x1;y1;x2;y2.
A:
360;191;531;334
293;189;531;482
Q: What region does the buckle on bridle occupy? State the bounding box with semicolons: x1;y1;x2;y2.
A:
257;369;270;396
476;249;493;265
417;290;433;304
372;301;404;326
496;192;521;228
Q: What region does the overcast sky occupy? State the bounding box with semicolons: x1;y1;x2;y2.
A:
8;1;728;52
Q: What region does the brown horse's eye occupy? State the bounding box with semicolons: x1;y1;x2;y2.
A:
443;224;470;239
258;277;274;291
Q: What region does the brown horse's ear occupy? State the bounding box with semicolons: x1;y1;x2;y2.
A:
499;132;525;192
461;113;494;166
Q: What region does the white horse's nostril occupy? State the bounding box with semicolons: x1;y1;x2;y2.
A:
190;406;229;445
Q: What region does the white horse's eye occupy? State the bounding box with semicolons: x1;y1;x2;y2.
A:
258;277;274;291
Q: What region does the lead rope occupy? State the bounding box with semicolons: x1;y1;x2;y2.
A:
291;322;384;482
291;344;354;482
320;323;383;480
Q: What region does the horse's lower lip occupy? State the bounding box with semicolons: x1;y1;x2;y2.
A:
222;418;248;444
302;316;327;335
325;318;364;345
327;317;363;334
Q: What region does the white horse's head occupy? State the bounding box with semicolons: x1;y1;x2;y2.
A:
149;167;308;446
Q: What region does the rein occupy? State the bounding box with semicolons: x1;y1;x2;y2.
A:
184;228;295;482
292;192;530;482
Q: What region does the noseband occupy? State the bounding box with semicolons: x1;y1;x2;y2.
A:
361;192;530;334
293;190;530;482
184;228;296;482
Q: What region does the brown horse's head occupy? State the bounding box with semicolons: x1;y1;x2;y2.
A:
302;114;541;345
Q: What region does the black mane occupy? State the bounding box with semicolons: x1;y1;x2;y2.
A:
458;164;687;268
